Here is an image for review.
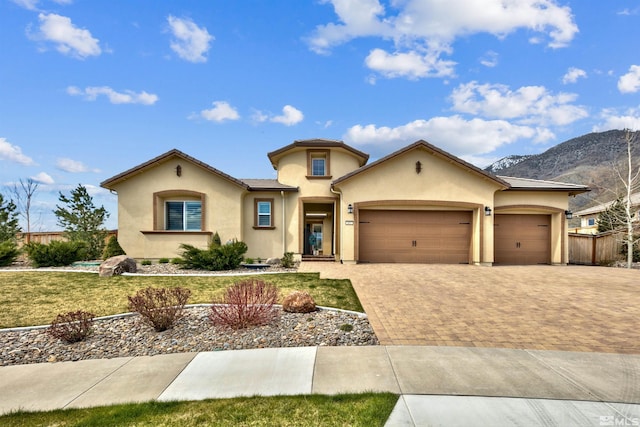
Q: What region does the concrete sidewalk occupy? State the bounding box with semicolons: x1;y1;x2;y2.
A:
1;346;639;426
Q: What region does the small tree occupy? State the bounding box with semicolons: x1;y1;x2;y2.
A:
9;178;39;243
102;235;125;259
54;184;109;260
0;194;20;243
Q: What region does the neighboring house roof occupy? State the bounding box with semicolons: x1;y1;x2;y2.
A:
100;149;249;190
574;192;640;217
498;176;590;196
241;179;298;192
267;138;369;169
332;140;511;188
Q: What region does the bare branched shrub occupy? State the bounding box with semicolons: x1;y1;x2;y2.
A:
128;287;191;332
47;310;95;343
209;279;279;329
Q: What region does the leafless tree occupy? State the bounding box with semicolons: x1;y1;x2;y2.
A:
9;178;39;243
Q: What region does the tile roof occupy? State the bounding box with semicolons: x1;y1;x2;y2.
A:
574;192;640;216
241;179;298;192
498;176;590;195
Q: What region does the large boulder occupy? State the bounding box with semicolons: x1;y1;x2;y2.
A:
282;291;316;313
99;255;137;277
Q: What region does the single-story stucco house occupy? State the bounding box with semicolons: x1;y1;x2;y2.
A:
100;139;589;265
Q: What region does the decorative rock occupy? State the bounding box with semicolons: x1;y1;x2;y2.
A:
282;291;316;313
99;255;137;277
266;257;281;265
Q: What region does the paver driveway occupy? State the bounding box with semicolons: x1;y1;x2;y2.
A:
299;263;640;354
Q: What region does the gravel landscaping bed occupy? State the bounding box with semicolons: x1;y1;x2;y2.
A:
0;262;379;367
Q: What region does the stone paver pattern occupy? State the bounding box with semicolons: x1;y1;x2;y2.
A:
299;263;640;354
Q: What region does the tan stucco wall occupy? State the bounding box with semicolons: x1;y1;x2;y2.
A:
241;191;290;260
334;147;503;264
276;148;362;258
111;157;245;259
494;191;570;264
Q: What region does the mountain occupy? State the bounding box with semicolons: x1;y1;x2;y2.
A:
484;154;533;174
485;129;640;212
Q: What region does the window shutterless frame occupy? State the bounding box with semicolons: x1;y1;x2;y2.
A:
166;200;202;231
254;198;275;229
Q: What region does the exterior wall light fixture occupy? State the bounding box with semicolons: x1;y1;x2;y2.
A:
565;210;573;219
484;206;492;216
347;204;353;214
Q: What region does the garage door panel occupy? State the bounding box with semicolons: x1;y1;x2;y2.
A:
494;214;550;265
358;210;472;264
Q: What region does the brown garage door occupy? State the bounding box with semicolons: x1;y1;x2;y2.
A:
358;210;472;263
494;214;551;265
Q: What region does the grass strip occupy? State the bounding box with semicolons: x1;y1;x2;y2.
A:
0;393;398;427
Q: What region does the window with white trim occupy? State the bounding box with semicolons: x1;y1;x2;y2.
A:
587;218;596;226
255;199;274;228
166;201;201;231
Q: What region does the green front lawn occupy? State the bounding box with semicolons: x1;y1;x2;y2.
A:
0;272;362;328
0;393;399;427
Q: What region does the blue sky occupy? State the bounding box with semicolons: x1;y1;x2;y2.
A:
1;0;640;231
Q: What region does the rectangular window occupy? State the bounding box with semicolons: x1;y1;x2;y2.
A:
312;157;326;176
587;218;596;226
255;199;273;228
166;201;201;231
307;150;330;178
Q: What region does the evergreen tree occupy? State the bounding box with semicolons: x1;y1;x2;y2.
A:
54;184;109;260
0;194;21;242
597;198;627;232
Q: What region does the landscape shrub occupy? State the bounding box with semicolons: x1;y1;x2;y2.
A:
170;257;184;265
47;310;95;343
24;241;87;267
281;252;295;268
102;235;125;259
0;240;19;267
179;239;248;271
209;279;279;329
127;287;191;332
141;259;152;266
158;257;169;264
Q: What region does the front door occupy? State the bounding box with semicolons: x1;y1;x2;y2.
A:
310;223;323;255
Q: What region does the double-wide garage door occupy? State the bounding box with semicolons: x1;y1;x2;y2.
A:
494;214;551;265
358;210;472;263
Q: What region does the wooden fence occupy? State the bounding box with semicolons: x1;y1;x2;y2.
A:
568;231;623;265
17;230;118;247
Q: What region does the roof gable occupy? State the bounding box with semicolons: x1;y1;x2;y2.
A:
267;138;369;169
333;140;510;188
100;149;248;190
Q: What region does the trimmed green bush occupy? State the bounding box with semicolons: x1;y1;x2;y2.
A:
179;239;248;271
281;252;295;268
0;241;19;267
24;241;87;267
141;259;152;266
158;258;170;264
102;235;125;259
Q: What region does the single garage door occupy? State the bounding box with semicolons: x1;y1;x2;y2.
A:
494;214;551;265
358;210;472;263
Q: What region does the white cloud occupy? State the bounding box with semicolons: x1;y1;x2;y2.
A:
197;101;240;122
30;13;101;59
562;67;587;84
67;86;158;105
251;109;269;123
365;48;456;79
56;157;99;173
479;50;499;68
594;107;640;132
618;65;640;94
167;16;213;63
11;0;39;10
0;138;35;166
271;105;304;126
344;115;548;157
449;81;588;126
31;172;54;184
308;0;577;79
